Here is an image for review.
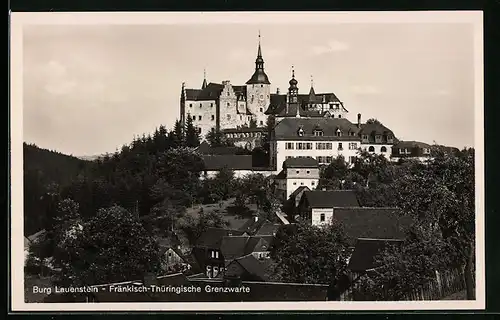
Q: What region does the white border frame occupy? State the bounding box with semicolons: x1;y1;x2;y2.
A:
10;11;485;312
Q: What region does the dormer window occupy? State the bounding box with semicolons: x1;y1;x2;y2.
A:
313;129;324;137
375;135;382;143
298;128;304;137
387;135;394;143
362;134;369;142
423;148;431;155
335;128;342;137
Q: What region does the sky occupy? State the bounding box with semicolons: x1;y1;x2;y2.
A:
22;19;477;156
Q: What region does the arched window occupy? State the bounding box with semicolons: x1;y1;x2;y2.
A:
381;146;387;152
368;146;375;152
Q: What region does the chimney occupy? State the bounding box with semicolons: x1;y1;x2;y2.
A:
276;88;280;94
357;113;361;128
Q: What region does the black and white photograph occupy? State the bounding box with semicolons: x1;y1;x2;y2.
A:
10;11;485;311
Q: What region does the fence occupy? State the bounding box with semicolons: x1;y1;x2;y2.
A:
339;268;467;301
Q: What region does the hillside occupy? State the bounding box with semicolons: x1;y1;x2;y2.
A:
23;143;90;236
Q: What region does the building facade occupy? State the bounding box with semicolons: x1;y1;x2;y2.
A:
274;157;320;200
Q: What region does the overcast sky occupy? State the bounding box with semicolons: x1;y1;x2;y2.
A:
22;20;476;156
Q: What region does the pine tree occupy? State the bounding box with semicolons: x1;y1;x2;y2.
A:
184;116;200;148
171;120;185;148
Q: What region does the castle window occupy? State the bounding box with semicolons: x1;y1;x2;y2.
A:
320;213;325;222
293;182;297;185
260;108;263;112
298;128;304;137
189;104;193;108
375;135;382;143
192;115;196;120
200;103;202;108
198;128;201;134
261;85;263;88
210;103;213;107
306;170;310;174
227;103;230;107
227;114;231;120
227;92;230;96
326;156;333;163
349;142;357;150
296;170;300;174
423;148;431;155
285;143;294;150
349;156;356;164
335;129;342;137
260;121;263;125
338;115;342;118
198;115;202;120
338;143;343;150
387;135;394;143
381;146;387;152
211;115;215;121
368;146;375;152
362;134;369;142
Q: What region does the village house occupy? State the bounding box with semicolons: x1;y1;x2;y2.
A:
220;235;274;265
273;157;320;201
224;254;272;282
297;190;361;226
191;227;247;278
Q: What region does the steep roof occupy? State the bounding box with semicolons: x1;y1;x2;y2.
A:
220;235;273;260
283;156;319;168
348;238;404;272
229;254;271;281
255;222;281;236
301;190;360;208
202;155;254;171
273;117;361;141
358;122;395;142
185;82;249;101
238;218;266;235
288;186;310;200
265;93;341;115
333;207;412;245
195;227;246;249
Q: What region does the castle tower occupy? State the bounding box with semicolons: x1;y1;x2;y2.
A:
202;69;207;89
180;82;186;126
288;67;299;103
246;31;271;127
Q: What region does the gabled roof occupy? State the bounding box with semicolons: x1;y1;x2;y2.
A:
273;117;361;141
348;238;404;272
238;218;266;235
289;186;310;199
265;93;341;115
185;82;249;101
228;254;271;281
283;156;319;169
255;222;281;236
195;227;246;249
359;122;395;137
220;235;273;261
301;190;360;208
274;170;286;180
333;207;412;245
202;155;254;171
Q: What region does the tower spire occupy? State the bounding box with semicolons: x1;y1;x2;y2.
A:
201;68;207;89
246;31;270;85
309;74;316;97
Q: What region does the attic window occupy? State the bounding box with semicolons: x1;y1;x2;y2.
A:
362;134;369;141
200;103;202;108
189;104;193;108
375;135;382;142
313;129;324;137
335;128;342;137
298;128;304;137
423;148;431;154
338;115;342;118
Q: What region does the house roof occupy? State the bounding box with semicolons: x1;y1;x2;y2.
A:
220;235;273;260
185;82;224;101
348;238;404;272
265;93;342;116
333;207;412;245
288;186;310;200
274;170;286;180
301;190;360;208
283;156;318;168
202;155;254;171
238;218;266;235
230;254;271;281
195;227;246;249
273;117;361;141
255;222;281;236
393;140;432;149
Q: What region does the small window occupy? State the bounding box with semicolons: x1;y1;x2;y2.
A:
215;251;219;259
210;103;213;107
312;181;315;185
260;121;263;125
227;92;230;96
261;84;263;88
192;115;196;120
301;182;304;185
293;182;297;185
335;129;341;137
189;104;193;108
368;146;375;152
338;143;343;150
260;108;263;112
227;102;230;107
227;114;231;120
298;128;304;137
198;115;202;121
296;170;300;174
320;213;325;222
338;115;342;118
306;170;310;174
168;252;172;257
381;146;387;152
200;103;202;108
211;115;215;121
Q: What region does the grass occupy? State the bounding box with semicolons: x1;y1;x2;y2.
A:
185;197;258;230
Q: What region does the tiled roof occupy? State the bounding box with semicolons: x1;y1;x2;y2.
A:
229;254;271;281
273;117;361;141
274;170;286;180
288;186;310;200
333;208;412;245
255;222;281;236
266;93;341;115
195;227;246;249
348;238;404;272
202;155;254;171
220;235;272;261
185;82;249;101
301;190;360;208
238;218;266;235
358;123;396;144
283;156;319;168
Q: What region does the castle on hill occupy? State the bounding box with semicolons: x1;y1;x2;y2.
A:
179;34;350;149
